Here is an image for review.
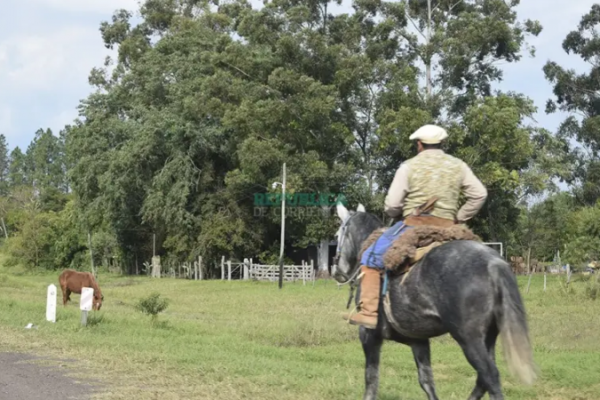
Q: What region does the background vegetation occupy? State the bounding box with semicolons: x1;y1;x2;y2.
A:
2;0;600;274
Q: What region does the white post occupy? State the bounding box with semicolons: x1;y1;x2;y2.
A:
317;238;330;279
278;163;286;289
243;258;249;280
302;261;306;286
80;287;94;326
46;284;57;323
228;260;232;281
221;256;225;280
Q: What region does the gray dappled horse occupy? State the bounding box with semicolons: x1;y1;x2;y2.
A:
332;204;537;400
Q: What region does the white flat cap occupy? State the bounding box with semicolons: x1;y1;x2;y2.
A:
409;124;448;144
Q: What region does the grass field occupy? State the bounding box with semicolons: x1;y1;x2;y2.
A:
1;263;599;400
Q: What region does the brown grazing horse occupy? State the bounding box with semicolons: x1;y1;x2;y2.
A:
58;269;104;310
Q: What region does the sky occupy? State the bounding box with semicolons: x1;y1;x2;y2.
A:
0;0;596;152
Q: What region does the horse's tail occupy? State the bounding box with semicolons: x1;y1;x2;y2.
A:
495;261;538;385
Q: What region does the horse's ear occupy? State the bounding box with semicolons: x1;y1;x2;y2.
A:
336;202;349;221
357;203;365;213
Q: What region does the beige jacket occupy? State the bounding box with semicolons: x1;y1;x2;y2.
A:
384;149;487;223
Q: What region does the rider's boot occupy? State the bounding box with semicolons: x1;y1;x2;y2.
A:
343;265;382;329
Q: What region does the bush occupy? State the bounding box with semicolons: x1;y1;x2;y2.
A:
136;292;169;321
583;278;600;300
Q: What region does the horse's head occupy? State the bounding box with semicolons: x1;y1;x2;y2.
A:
332;202;383;283
93;293;104;311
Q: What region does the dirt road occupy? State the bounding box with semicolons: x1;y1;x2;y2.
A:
0;352;96;400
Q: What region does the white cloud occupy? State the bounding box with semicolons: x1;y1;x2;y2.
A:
0;107;13;135
48;109;78;133
26;0;139;14
0;27;98;92
0;0;598;151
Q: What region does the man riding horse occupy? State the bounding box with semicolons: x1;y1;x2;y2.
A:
343;124;488;329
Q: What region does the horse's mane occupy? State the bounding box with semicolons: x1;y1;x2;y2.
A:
85;272;102;295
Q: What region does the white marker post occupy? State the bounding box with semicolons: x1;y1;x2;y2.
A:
80;287;94;326
46;284;57;323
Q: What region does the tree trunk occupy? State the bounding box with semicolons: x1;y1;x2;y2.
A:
1;217;7;239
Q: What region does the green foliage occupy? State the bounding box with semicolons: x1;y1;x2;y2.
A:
583;277;600;300
136;292;169;320
544;4;600;206
0;0;591;269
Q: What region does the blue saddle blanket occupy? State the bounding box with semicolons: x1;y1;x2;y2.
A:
360;220;413;269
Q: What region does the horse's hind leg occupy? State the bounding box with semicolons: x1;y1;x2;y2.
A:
359;326;383;400
457;327;503;400
410;340;439;400
466;323;500;400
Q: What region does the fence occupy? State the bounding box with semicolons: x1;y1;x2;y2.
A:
218;257;315;283
144;255;315;283
145;256;204;280
483;242;503;258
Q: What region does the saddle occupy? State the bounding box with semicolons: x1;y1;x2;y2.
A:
360;197;480;276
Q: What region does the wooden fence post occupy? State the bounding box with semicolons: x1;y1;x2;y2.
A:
221;256;225;280
228;260;232;281
243;258;249;280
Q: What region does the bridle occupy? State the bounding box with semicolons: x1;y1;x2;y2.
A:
333;212;356;271
333;211;388;309
333;212;365;306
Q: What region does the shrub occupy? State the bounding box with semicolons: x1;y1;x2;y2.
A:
136;292;169;322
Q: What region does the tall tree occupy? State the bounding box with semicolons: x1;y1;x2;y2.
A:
544;4;600;205
64;0;571;274
0;134;9;195
8;147;30;188
26;128;66;192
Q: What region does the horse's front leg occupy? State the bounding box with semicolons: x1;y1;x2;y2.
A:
359;326;383;400
410;340;439;400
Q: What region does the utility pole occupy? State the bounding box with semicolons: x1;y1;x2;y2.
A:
278;163;286;289
426;0;432;99
88;231;95;277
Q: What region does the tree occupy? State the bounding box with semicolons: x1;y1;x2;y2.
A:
0;134;9;195
8;147;30;188
26;128;66;192
544;4;600;205
60;0;570;274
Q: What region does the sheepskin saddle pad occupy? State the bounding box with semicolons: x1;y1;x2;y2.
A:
359;224;481;275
